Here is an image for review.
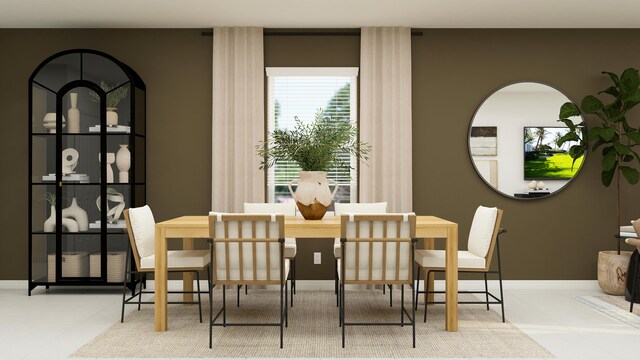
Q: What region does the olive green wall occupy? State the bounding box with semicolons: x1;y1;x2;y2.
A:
1;29;639;281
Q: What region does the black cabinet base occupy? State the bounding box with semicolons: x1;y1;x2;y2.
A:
625;250;640;304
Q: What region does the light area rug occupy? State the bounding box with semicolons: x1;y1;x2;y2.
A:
575;294;640;329
72;290;552;358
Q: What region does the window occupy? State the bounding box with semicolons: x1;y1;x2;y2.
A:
265;67;359;205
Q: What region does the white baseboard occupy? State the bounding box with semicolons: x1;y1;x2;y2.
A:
0;279;599;291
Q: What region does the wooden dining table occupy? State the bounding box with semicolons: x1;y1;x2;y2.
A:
153;215;459;332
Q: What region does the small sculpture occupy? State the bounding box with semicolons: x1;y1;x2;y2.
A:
62;148;79;174
96;188;125;223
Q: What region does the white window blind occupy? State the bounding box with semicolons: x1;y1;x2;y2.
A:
266;67;359;205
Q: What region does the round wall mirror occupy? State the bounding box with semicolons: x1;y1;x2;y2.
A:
468;82;586;199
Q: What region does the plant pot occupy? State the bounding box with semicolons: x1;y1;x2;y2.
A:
288;171;339;220
106;107;118;127
598;250;632;295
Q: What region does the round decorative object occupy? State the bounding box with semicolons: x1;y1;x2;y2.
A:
62;148;79;174
598;250;632;295
96;188;126;223
115;145;130;183
106;107;118;127
67;92;80;133
288;171;339;220
42;113;66;133
62;197;89;231
468;82;587;200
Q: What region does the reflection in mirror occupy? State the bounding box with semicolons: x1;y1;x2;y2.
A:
468;82;586;199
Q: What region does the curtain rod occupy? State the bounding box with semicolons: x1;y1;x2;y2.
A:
200;30;423;37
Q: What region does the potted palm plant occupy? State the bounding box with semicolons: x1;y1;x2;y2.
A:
257;109;371;220
558;68;640;294
89;81;129;126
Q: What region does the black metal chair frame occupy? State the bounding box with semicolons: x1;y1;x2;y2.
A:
414;229;506;323
630;249;640;313
239;257;295;308
120;242;211;323
208;238;289;349
339;237;417;348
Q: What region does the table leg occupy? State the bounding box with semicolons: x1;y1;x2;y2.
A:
155;226;168;331
445;225;458;332
424;238;435;303
183;238;194;303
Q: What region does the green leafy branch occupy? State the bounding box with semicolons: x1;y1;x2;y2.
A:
557;68;640;186
256;109;371;172
88;81;129;108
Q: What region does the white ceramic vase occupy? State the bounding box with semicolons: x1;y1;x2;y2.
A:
42;113;66;133
106;107;118;127
115;145;130;183
44;205;79;232
62;198;88;231
288;171;338;220
99;152;116;183
67;93;80;133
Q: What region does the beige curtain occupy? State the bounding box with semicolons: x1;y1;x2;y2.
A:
212;27;264;212
359;27;413;212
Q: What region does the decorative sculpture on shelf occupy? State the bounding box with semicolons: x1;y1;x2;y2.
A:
96;188;125;223
43;193;79;232
42;113;65;133
99;152;116;183
67;92;80;133
116;145;130;183
62;197;88;231
62;148;79;174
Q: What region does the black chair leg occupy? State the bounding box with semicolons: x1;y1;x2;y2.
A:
222;285;226;326
290;259;295;307
415;266;421;310
401;284;405;327
196;271;203;323
285;279;289;327
280;281;284;349
237;285;241;307
137;275;143;311
389;285;393;307
120;247;131;323
484;272;490;311
424;270;431;323
631;256;640;312
496;237;506;323
209;244;214;349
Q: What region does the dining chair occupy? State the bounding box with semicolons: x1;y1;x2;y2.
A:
208;213;289;349
244;202;297;306
414;205;505;322
626;219;640;312
338;213;417;348
121;205;211;323
333;202;388;305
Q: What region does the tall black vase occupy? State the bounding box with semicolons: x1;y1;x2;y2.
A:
625;249;640;303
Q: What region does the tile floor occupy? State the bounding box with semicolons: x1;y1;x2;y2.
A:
0;281;638;360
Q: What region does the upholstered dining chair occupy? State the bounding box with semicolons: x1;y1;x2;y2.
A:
244;202;297;306
121;205;211;323
414;206;505;322
208;213;289;349
338;213;417;348
333;202;388;305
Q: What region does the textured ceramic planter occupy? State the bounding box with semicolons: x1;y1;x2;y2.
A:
106;107;118;126
598;250;632;295
288;171;338;220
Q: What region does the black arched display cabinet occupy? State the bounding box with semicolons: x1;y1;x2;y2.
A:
28;49;146;295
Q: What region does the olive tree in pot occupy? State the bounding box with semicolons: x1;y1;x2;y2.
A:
256;109;371;220
559;68;640;295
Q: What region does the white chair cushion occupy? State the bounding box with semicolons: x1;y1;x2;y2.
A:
467;206;498;258
334;202;387;216
127;205;156;259
333;203;388;259
140;250;210;270
244;202;296;216
285;238;297;258
415;249;486;269
243;204;297;258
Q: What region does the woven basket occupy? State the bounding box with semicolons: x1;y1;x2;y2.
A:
47;252;89;282
89;252;126;282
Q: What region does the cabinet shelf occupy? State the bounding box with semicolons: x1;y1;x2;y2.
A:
29;49;146;295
